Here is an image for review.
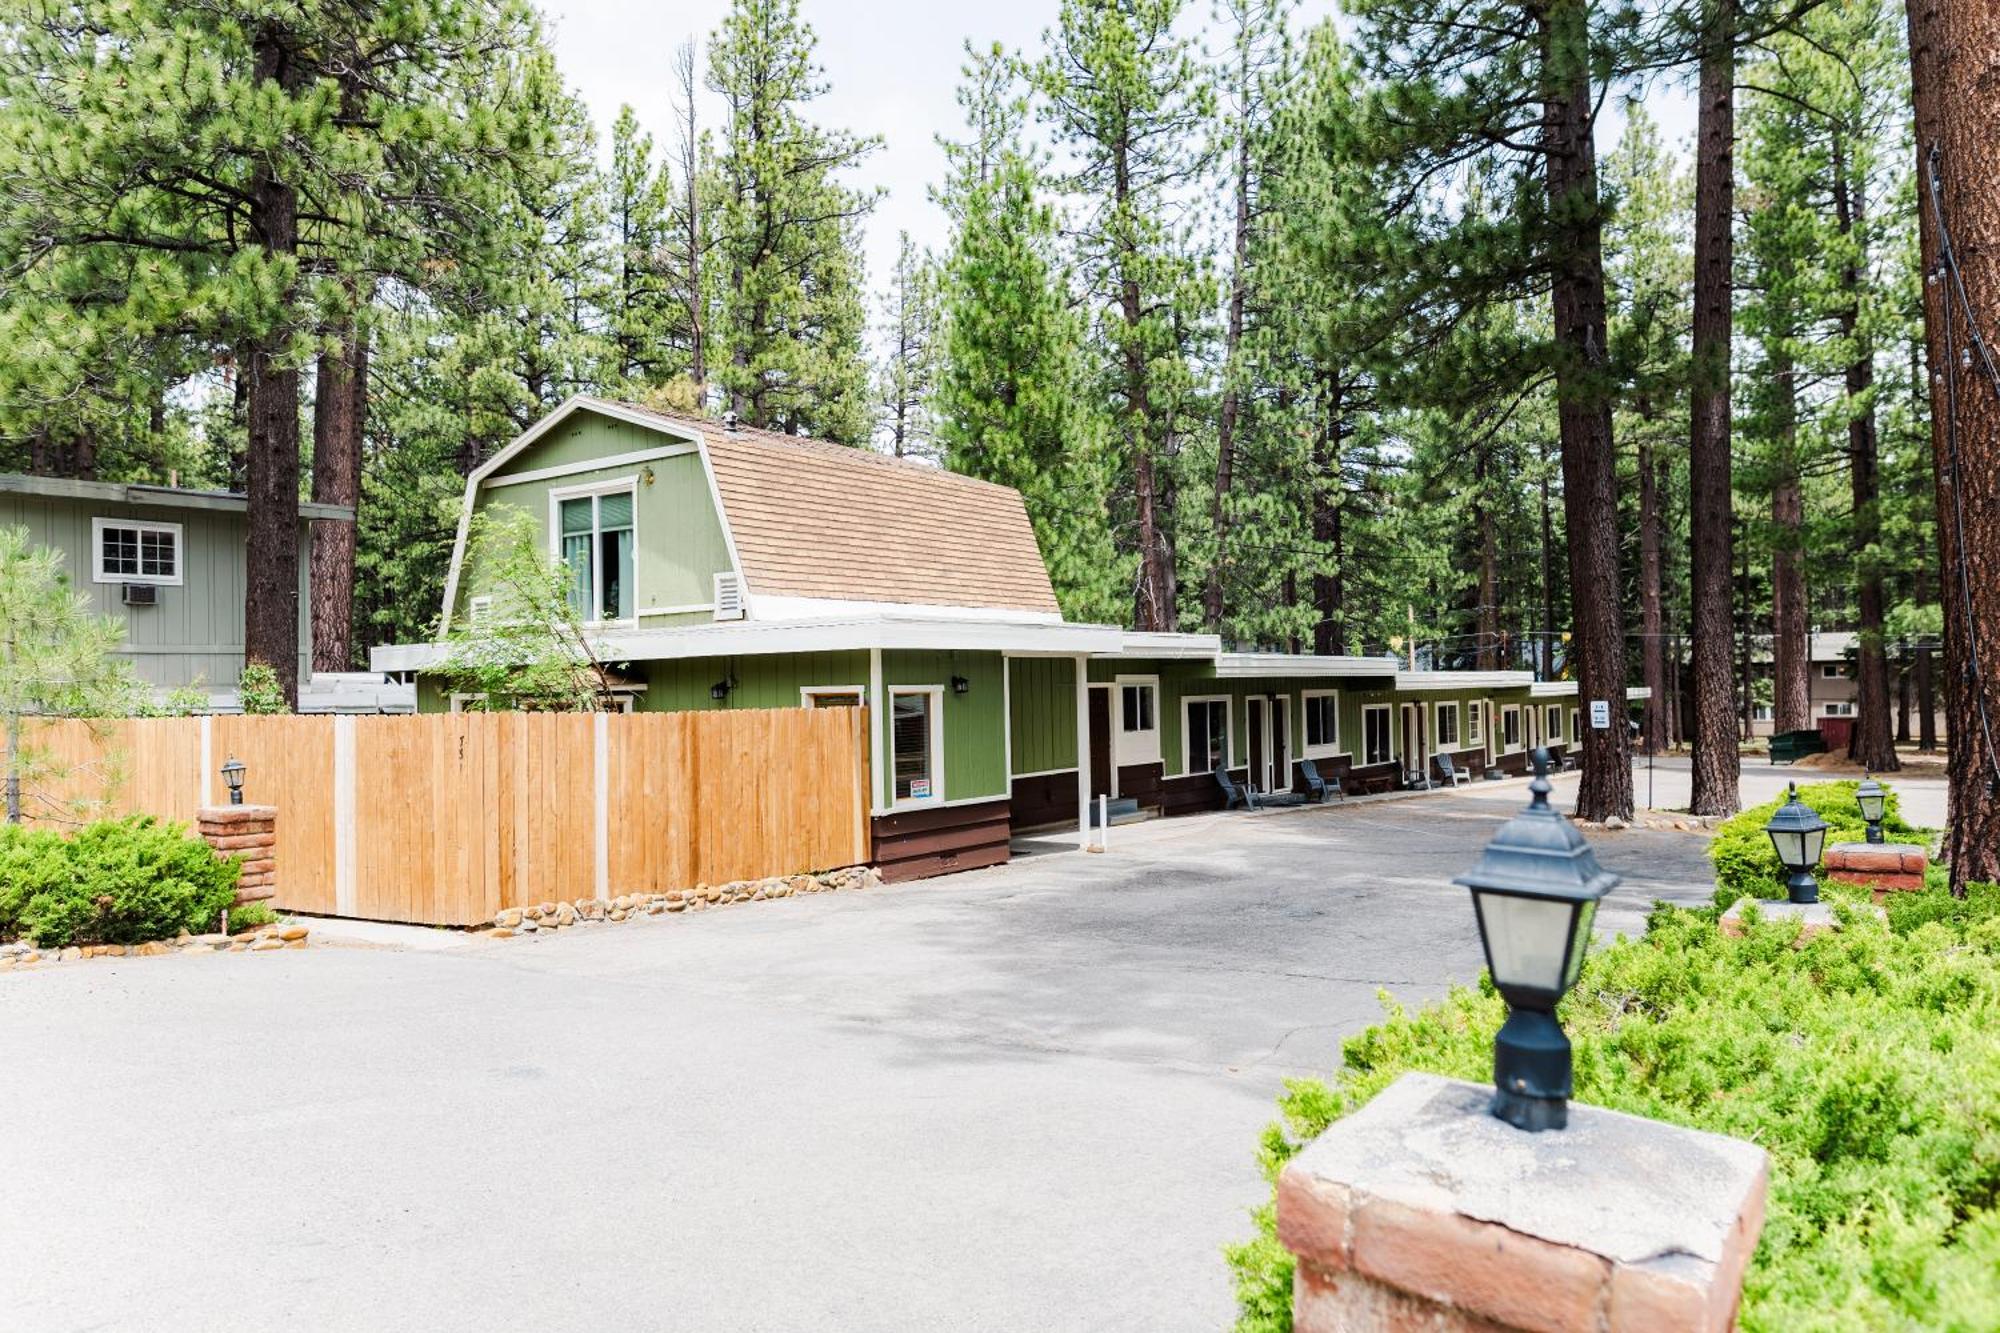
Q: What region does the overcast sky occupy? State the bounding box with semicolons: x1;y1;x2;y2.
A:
540;0;1695;308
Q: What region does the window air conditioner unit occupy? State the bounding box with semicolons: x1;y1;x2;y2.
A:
121;583;158;607
713;572;745;621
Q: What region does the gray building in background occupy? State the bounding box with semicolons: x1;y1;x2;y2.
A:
0;473;408;712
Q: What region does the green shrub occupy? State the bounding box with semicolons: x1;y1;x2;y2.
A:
238;662;289;715
0;816;241;947
1228;887;2000;1333
1709;780;1926;907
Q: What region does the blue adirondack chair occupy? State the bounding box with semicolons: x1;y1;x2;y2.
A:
1215;764;1257;810
1300;758;1343;804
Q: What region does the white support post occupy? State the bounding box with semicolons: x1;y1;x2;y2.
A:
198;714;213;807
869;648;886;815
593;711;610;902
333;716;358;917
1075;654;1091;850
1096;794;1109;852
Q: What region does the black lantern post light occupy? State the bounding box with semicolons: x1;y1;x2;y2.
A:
1855;774;1888;845
1453;749;1619;1133
220;755;246;805
1764;783;1829;903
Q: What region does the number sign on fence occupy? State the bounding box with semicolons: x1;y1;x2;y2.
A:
21;709;871;927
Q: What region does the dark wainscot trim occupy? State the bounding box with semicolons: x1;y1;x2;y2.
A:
872;799;1012;883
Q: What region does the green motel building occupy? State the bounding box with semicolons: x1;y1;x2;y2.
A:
374;397;1595;881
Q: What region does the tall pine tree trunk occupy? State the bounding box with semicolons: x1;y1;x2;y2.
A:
1639;436;1665;750
243;24;302;709
1476;440;1500;670
1917;640;1938;751
1770;347;1811;733
1834;150;1900;770
310;319;365;673
1205;89;1253;632
1907;0;2000;890
1538;435;1557;677
1540;0;1631;820
1897;642;1913;743
1688;0;1740;814
1312;379;1345;655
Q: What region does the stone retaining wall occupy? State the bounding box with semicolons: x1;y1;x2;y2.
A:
485;866;880;937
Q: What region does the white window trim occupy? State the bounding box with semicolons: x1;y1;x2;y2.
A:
1361;703;1394;768
1821;664;1843;679
91;517;184;586
1301;688;1343;759
800;684;867;708
1183;694;1234;774
1114;674;1162;767
1545;705;1563;742
1433;701;1461;753
1500;704;1523;753
888;684;946;810
1466;700;1484;746
1569;708;1580;740
548;476;639;629
1821;701;1855;717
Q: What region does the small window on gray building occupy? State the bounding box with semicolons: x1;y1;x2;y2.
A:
92;518;182;585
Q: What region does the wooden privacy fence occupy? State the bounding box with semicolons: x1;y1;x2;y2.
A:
22;709;872;926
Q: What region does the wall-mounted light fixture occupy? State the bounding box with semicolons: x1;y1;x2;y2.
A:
710;677;734;702
951;675;970;696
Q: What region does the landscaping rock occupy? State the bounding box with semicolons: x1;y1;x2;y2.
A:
59;946;82;962
250;935;284;952
279;926;309;942
495;908;523;928
554;902;578;927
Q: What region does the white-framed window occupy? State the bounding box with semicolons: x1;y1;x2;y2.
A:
1184;695;1232;773
890;685;945;806
1752;703;1774;722
1545;706;1563;742
1362;704;1393;767
1821;701;1855;717
1116;676;1161;766
801;685;866;709
1821;664;1843;679
1569;708;1580;740
550;480;637;624
1302;689;1341;757
1434;701;1460;751
1501;705;1522;751
1467;701;1484;746
92;518;182;585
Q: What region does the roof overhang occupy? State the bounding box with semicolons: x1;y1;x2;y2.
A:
1216;652;1400;680
1397;670;1534;692
1099;631;1225;660
372;612;1126;674
1529;681;1579;698
0;472;352;522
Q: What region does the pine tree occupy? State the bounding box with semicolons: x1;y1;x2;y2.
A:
934;49;1124;623
607;105;690;391
706;0;878;442
1033;0;1215;632
874;233;939;459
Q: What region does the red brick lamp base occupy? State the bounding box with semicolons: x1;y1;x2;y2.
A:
1824;842;1930;900
197;804;278;906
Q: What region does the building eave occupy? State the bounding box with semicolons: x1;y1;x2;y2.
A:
1397;670;1535;692
0;472;351;522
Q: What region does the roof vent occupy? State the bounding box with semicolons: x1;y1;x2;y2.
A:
713;572;745;621
722;409;739;434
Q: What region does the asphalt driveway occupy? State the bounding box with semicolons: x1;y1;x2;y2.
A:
0;771;1717;1332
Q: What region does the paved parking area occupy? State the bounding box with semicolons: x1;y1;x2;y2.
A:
0;771;1718;1332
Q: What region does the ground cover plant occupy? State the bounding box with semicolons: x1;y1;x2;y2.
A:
1228;886;2000;1332
0;816;241;947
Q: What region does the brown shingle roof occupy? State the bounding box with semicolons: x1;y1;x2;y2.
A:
607;403;1060;617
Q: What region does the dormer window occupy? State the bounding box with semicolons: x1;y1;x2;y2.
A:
554;484;635;624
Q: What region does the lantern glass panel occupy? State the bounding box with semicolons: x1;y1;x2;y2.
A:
1856;788;1885;823
1564;899;1598;989
1768;826;1807;870
1473;891;1577;994
1801;824;1827;867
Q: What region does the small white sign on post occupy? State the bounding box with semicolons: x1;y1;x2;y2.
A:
1589;700;1612;731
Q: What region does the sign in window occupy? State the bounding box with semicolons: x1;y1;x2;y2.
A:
892;690;939;803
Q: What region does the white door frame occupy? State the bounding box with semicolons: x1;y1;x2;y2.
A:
1245;692;1293;794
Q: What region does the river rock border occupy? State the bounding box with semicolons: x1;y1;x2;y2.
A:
0;922;311;970
485;865;881;937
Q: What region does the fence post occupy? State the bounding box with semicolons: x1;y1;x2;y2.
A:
593;711;609;902
333;716;357;917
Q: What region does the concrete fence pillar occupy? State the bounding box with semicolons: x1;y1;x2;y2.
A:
1277;1073;1770;1333
198;805;278;905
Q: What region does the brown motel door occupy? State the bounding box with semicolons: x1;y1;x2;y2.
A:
1088;687;1114;798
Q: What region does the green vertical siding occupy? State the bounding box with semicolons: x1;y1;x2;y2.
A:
642;651;869;711
468;410;731;625
1006;657;1077;774
0;489;313;692
882;649;1008;805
